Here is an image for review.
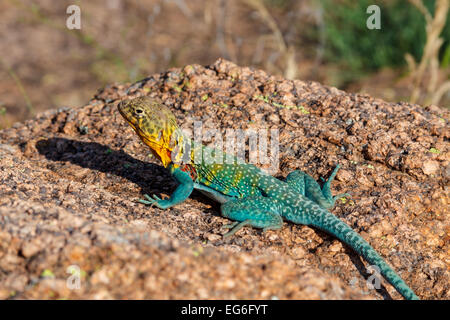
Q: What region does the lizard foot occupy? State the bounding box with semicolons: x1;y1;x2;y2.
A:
138;194;172;209
221;221;239;230
223;220;251;238
333;192;351;202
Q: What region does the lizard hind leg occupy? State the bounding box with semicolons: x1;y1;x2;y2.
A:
286;169;340;209
285;170;307;196
319;165;350;208
302;165;350;209
220;196;283;238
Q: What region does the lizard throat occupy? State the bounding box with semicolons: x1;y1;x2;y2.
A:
135;127;188;169
138;133;173;168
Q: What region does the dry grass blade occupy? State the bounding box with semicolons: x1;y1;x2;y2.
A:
241;0;297;79
407;0;449;106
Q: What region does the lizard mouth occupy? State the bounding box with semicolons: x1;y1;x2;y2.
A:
119;106;167;150
117;101;133;124
118;101;150;141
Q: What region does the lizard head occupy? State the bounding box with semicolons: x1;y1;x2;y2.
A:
118;96;185;168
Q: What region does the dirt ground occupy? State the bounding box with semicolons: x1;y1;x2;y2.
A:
0;0;318;128
3;0;447;131
0;59;448;299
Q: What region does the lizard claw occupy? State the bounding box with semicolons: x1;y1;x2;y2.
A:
151;194;162;201
138;194;159;206
221;221;239;230
333;192;351;201
138;193;172;209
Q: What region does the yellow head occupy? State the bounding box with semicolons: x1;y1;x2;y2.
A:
118;96;185;168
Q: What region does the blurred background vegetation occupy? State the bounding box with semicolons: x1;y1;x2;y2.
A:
0;0;449;128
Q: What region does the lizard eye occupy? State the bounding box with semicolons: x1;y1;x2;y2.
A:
134;108;144;118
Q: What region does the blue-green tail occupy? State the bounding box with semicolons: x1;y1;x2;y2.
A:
310;211;419;300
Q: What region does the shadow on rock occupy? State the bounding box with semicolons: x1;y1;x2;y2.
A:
35;137;220;211
35;137;172;195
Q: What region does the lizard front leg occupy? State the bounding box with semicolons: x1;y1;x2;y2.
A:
140;167;194;209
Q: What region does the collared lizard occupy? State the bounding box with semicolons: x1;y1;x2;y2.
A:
117;96;419;300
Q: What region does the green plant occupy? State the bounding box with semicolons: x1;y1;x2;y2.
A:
321;0;450;78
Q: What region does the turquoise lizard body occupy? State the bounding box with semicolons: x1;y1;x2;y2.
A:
118;96;419;300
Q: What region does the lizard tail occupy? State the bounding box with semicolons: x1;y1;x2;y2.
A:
308;211;419;300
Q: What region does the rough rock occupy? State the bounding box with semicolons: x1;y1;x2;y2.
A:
0;59;448;300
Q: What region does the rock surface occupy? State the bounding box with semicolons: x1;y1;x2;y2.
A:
0;59;448;300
